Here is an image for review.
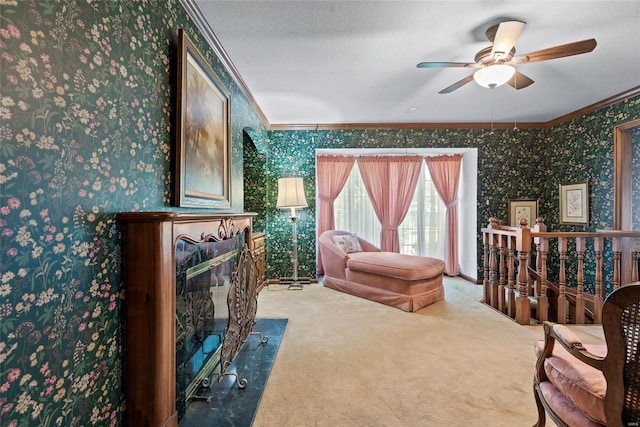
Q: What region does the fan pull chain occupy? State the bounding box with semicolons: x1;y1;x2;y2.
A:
490;89;495;135
513;72;518;131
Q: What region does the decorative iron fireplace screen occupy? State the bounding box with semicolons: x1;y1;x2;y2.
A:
175;232;245;419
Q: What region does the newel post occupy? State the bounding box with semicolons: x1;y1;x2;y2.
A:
515;218;531;325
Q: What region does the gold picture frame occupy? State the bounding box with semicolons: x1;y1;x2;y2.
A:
559;181;589;225
175;29;231;209
508;199;538;227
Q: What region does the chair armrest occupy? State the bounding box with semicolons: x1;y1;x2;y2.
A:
359;239;381;252
552;323;583;348
545;322;605;370
319;238;350;280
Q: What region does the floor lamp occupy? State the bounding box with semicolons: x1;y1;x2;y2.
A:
276;177;308;290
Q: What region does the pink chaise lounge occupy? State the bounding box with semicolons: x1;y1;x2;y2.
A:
319;230;446;312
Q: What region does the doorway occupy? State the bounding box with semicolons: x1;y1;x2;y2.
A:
613;117;640;283
614;118;640;229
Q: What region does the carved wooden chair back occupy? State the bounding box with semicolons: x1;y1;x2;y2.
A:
533;282;640;427
602;282;640;424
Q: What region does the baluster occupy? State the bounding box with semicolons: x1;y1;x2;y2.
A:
515;219;531;325
535;240;542;295
593;236;604;323
487;218;499;308
557;237;567;324
527;251;534;296
483;230;490;304
490;233;499;309
507;235;516;319
498;235;507;313
537;238;549;323
632;238;640;283
613;237;621;290
533;217;547;297
575;237;585;324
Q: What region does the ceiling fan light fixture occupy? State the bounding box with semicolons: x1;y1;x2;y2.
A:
473;64;516;89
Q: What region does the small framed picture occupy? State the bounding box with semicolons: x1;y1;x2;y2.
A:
508;199;538;227
559;181;589;225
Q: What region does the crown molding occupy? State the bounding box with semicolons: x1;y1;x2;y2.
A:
545;85;640;128
269;86;640;131
178;0;639;133
179;0;270;126
268;122;547;131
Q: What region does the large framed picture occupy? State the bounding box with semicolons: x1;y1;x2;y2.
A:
508;199;538;227
559;181;589;225
175;29;231;209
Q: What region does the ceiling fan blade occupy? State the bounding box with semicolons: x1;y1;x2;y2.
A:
510;38;597;64
438;74;475;94
491;20;526;60
417;62;474;68
507;70;534;89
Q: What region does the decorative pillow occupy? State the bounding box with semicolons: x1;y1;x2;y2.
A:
332;234;363;254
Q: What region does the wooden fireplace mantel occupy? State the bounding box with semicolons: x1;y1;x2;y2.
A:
116;211;257;427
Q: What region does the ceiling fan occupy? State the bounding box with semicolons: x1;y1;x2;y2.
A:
417;20;597;94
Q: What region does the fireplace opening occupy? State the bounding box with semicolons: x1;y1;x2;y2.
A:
175;232;245;420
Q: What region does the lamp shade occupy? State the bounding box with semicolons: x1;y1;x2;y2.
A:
276;177;308;209
473;64;515;89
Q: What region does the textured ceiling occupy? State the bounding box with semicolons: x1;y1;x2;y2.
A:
194;1;640;126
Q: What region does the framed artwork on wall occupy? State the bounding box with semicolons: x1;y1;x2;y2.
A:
559;181;589;225
174;28;231;209
508;199;538;227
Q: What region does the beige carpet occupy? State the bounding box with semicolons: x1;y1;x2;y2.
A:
253;277;604;427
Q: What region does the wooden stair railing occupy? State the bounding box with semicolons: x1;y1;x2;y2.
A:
481;217;640;325
527;267;597;323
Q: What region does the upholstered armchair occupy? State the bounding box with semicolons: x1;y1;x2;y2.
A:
533;283;640;427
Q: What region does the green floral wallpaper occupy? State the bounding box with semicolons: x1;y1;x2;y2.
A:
544;97;640;231
262;127;545;280
2;0;640;425
242;127;268;232
0;1;264;425
540;97;640;292
259;95;640;287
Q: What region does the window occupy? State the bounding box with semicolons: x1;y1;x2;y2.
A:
398;165;445;258
334;161;445;259
333;163;381;247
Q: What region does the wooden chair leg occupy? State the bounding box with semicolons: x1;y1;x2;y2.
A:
532;384;546;427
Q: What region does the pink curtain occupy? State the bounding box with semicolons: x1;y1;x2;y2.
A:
425;155;462;276
316;155;355;274
357;156;422;252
